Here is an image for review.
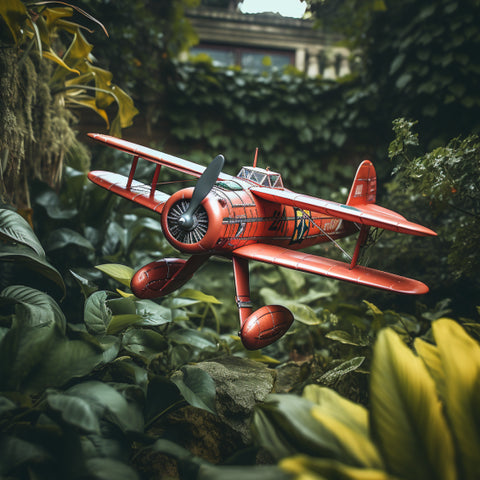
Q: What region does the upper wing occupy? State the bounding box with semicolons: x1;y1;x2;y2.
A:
233;243;429;294
251;187;436;237
88;133;234;181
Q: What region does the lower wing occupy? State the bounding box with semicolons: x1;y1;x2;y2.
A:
233;243;428;294
88;170;169;213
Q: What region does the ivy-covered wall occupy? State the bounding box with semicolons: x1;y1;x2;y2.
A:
147;62;381;198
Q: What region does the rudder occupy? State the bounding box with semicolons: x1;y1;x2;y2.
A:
346;160;376;206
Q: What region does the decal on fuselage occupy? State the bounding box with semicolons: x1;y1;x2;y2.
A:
290;208;311;244
269;208;288;234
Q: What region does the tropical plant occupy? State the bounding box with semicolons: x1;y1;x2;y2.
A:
0;0;138;136
0;0;138;210
253;318;480;480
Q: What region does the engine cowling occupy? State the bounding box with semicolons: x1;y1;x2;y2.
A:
240;305;294;350
131;258;187;299
161;188;225;254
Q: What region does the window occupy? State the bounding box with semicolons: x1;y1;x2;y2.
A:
191;44;294;72
237;167;283;188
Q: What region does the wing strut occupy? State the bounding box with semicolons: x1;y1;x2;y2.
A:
350;225;370;269
126;156;139;189
151;164;162;198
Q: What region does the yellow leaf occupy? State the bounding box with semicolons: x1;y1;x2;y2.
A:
281;455;395;480
67;96;109;127
107;314;142;335
116;289;135;299
304;386;383;469
95;264;134;287
370;328;456;480
110;85;139;128
414;337;446;400
43;50;80;74
0;0;28;43
433;319;480;480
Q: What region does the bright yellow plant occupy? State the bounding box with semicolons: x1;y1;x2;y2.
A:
255;319;480;480
0;0;138;136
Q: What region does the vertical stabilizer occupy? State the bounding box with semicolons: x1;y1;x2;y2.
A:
346;160;377;206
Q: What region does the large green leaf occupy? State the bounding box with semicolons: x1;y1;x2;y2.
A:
46;227;94;251
84;290;111;336
135;299;172;326
122;328;168;362
370;328;456;480
66;381;143;433
260;287;322;325
432;319;480;480
171;365;217;415
85;458;140;480
0;209;45;257
0;286;65;390
0;244;65;294
47;392;100;434
24;335;119;393
0;285;65;333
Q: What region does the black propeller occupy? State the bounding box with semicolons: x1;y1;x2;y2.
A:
178;154;225;231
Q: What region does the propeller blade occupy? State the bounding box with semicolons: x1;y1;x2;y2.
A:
179;154;224;230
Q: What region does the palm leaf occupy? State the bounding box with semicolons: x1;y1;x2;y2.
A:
370;328;456;480
433;319;480;480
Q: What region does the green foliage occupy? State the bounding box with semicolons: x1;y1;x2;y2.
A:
254;319;480;480
381;119;480;309
162;61;375;195
307;0;480;145
0;208;235;479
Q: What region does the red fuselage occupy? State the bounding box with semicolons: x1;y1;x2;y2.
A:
161;177;356;256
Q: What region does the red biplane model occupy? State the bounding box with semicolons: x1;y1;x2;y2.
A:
88;134;436;350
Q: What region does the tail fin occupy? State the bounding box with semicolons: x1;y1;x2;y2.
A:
346;160;376;206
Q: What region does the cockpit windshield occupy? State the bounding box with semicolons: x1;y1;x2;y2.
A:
237;167;284;188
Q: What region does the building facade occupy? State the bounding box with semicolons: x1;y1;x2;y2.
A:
186;6;350;78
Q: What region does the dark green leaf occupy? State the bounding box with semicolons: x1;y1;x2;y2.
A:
47;227;94;251
171;366;217;415
0;208;45;257
84;291;111;336
66;381;144;433
122;328;168;361
0;244;65;293
47;392;101;434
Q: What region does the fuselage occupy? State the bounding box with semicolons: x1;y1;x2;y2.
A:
161;172;357;255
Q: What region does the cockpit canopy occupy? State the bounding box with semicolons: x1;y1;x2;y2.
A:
236;167;284;189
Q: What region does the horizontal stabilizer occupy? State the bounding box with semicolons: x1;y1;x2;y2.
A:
251;187;436;237
88;133;233;181
88;170;169;213
233;243;429;294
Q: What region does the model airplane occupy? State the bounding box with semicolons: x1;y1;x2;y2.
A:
87;134;436;350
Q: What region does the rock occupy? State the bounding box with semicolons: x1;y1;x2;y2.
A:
194;356;276;443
